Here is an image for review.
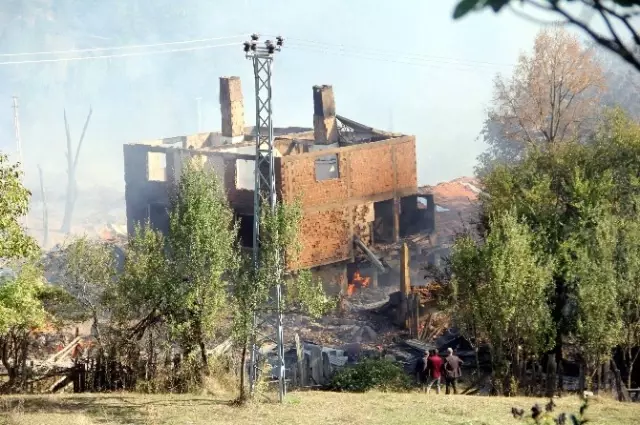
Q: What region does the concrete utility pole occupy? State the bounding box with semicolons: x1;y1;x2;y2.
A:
243;33;286;402
12;97;23;164
12;96;28;229
38;165;48;248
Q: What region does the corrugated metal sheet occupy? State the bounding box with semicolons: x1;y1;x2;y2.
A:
403;339;437;353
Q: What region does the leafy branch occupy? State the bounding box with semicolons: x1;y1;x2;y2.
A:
453;0;640;72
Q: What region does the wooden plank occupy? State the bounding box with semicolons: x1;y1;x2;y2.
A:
45;336;82;365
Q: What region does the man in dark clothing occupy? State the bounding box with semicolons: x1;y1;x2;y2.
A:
414;351;429;390
426;349;443;394
444;347;463;395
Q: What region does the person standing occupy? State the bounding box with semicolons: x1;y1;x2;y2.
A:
444;347;463;395
426;349;443;394
415;350;429;391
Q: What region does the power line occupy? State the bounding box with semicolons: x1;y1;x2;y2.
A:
0;33;248;57
285;43;508;73
274;36;515;68
0;34;514;73
0;42;239;66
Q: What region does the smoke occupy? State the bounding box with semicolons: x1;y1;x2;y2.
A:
0;1;263;242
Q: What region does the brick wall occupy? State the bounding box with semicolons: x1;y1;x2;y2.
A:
394;138;417;190
280;153;348;206
296;208;350;268
280;136;416;208
125;136;417;270
350;143;394;198
281;136;417;268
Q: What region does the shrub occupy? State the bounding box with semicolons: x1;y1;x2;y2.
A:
328;358;411;393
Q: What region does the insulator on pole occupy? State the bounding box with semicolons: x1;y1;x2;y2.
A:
266;40;275;54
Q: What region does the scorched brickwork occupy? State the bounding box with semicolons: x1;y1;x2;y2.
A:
280;136;417;268
123;76;430;278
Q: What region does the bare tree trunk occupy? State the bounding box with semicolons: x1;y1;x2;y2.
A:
545;355;557;398
199;340;208;370
61;108;92;234
611;358;631;402
238;337;248;402
474;345;480;378
602;361;610;392
578;363;586;393
626;346;639;389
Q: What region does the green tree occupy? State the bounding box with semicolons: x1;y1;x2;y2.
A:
449;210;555;393
0;153;38;265
59;236;118;345
232;199;335;401
452;0;640;73
478;109;640;390
105;163;333;397
613;215;640;387
482;142;593;383
105;222;169;389
0;263;48;391
109;222;167;341
165;160;237;368
568;213;622;378
108;161;237;377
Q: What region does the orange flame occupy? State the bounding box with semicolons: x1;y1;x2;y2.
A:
347;270;371;297
100;228;115;241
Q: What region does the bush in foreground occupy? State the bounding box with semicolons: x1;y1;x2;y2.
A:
328;358;411;393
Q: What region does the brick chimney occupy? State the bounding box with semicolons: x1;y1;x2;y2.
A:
219;76;245;144
313;85;338;145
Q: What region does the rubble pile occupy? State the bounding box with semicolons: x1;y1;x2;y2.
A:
19;174;486;390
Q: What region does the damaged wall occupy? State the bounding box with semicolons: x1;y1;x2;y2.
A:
123;76;422;275
125;134;419;270
280;136;416;208
281;136;417;269
311;262;348;297
123;143;263;234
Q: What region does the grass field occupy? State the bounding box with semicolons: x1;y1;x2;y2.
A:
0;391;637;425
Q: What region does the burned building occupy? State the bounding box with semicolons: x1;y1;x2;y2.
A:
123;76;435;292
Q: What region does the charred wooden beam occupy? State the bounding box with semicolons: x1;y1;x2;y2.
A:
353;236;385;273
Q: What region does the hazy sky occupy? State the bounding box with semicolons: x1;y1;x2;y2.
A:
1;0;608;189
213;0;543;185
